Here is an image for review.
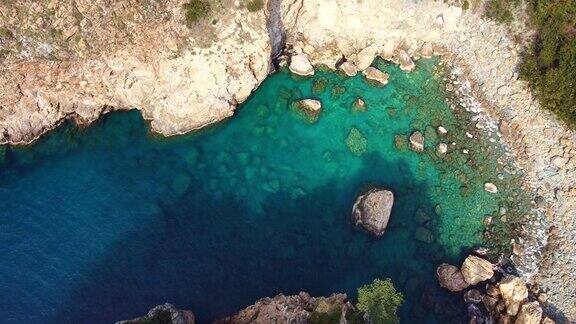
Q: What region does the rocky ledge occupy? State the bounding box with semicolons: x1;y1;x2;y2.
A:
120;293;356;324
2;0;576;319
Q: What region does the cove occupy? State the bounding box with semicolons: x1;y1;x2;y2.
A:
0;58;530;323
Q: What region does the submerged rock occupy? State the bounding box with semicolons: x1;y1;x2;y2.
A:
292;99;322;123
117;303;195;324
345;127;368;156
409;131;424;152
352;98;367;112
461;255;494;285
437;263;469;292
414;226;434;243
215;292;351;324
362;67;389;85
499;275;528;316
339;61;358;77
352;187;394;236
289;54;315;76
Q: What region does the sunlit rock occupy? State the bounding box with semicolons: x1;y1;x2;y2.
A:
352;187;394;236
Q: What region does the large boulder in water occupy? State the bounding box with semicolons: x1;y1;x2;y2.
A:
362;67;389;85
289;54;314;76
437;263;470;292
352;187;394;236
461;255;494;285
117;303;195;324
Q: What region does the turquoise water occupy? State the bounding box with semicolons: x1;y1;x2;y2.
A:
0;59;528;323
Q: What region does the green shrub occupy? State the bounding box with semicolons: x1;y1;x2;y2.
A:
484;0;520;23
519;0;576;128
246;0;264;12
183;0;211;24
357;279;403;324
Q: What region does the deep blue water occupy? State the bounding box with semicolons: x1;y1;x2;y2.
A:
0;60;524;323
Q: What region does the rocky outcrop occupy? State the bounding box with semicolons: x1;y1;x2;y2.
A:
461;255;494;285
352;187;394;236
514;301;542;324
437;263;470;292
117;303;195;324
362;67;389;85
0;0;272;145
215;292;353;324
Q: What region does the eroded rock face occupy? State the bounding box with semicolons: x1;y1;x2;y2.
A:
215;292;351;324
117;303;195;324
352;187;394;236
437;263;470;292
0;0;272;145
461;255;494;285
499;275;528;316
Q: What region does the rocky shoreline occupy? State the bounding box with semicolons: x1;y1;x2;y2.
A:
1;0;575;320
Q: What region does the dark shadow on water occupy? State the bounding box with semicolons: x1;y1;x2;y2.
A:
45;150;468;324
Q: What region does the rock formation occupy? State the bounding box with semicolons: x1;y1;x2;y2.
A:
461;255;494;285
116;303;195;324
352;187;394;236
292;99;322;123
409;131;424;152
339;61;358;77
215;292;353;324
289;53;315;76
437;263;470;292
499;275;529;316
362;67;389;85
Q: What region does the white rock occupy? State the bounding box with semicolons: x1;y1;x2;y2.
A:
484;182;498;194
409;131;424;152
437;126;447;135
353;188;394;236
289;54;314;76
397;50;415;71
437;143;448;154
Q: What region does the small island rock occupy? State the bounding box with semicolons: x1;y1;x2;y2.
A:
289;54;314;76
293;99;322;123
437;263;470;292
362;67;389;85
409;131;425;151
352;188;394;236
461;255;494;285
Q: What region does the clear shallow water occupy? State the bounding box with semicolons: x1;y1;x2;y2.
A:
0;59;529;323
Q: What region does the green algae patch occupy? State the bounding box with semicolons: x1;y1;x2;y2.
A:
312;77;328;95
345;127;368;156
351;98;367;112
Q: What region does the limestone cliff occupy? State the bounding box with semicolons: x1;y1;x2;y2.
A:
0;0;271;144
